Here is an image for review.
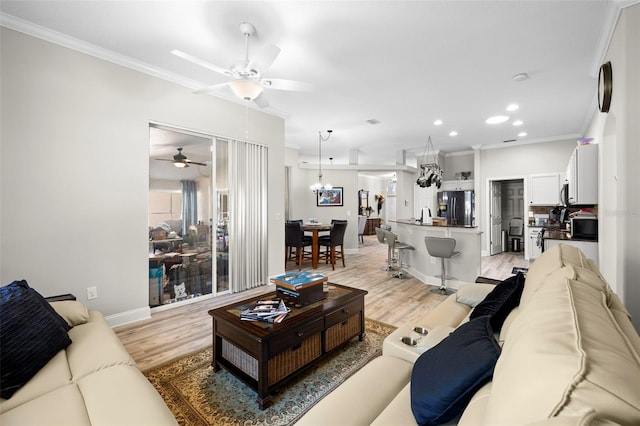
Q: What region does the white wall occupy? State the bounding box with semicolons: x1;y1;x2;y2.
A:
0;28;285;325
583;3;639;329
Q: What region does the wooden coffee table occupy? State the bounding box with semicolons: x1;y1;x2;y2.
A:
208;284;367;409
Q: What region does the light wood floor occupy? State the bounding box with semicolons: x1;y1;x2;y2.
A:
115;235;526;371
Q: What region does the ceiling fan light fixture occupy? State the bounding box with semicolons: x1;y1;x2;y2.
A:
174;161;188;168
229;79;264;100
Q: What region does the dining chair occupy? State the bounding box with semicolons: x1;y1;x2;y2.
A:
286;220;312;259
285;222;313;270
357;216;367;244
318;221;348;270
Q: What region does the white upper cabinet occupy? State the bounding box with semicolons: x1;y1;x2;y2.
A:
440;179;474;191
529;173;561;205
566;144;598;205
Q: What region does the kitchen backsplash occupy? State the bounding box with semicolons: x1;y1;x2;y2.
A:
528;205;598;226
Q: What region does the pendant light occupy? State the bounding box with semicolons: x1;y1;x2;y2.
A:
310;130;333;192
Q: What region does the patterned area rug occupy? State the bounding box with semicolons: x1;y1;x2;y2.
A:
144;319;395;426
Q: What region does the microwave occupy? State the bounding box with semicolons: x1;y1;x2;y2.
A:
571;217;598;240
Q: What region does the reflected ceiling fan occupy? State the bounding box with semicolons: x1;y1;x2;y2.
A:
156;148;207;168
172;22;311;108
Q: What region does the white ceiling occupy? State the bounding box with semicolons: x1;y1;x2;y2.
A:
1;1;630;167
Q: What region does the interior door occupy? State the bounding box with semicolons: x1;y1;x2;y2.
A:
490;181;503;255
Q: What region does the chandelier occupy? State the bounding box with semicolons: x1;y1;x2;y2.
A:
310;130;333;192
416;136;443;188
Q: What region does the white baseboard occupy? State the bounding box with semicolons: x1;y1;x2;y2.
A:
105;306;151;328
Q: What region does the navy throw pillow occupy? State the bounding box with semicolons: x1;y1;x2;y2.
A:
0;280;72;399
410;316;501;426
470;272;525;331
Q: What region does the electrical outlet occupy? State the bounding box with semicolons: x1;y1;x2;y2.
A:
430;257;436;265
87;286;98;300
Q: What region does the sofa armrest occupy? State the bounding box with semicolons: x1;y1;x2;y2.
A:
50;300;89;326
456;283;495;308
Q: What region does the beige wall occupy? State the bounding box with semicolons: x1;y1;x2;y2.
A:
0;28;285;325
583;3;640;328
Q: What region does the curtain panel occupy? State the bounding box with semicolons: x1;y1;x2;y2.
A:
228;140;268;293
181;180;197;236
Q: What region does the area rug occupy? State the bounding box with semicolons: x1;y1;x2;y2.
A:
144;319;395;426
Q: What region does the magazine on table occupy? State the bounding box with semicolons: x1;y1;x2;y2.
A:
240;298;290;323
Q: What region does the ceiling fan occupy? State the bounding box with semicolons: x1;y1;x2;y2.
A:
172;22;311;108
156;148;207;168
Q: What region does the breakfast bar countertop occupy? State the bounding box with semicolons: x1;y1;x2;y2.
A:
391;219;479;230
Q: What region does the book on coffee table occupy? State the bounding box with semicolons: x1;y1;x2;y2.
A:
270;272;328;291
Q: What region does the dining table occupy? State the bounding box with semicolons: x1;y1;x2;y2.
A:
302;223;332;268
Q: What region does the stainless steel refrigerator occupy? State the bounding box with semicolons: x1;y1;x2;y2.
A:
437;190;475;226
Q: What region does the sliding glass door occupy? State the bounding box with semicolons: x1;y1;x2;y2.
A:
148;124;230;307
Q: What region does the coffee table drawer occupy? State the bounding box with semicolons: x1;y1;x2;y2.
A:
325;299;363;328
324;314;362;352
269;317;324;356
268;333;321;385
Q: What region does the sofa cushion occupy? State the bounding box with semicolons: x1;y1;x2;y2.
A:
0;384;91;425
410;316;501;426
483;275;640;425
0;280;72;399
0;350;72;414
520;244;595;307
469;272;524;331
77;365;178;426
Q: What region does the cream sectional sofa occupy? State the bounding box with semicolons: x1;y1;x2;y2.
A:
297;244;640;425
0;296;177;425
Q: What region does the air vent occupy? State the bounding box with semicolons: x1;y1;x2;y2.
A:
366;118;381;125
503;139;517;143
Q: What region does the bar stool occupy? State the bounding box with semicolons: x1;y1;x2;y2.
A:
375;226;395;271
425;236;459;295
384;230;415;279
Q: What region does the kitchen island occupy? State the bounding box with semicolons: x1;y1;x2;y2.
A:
390;220;482;289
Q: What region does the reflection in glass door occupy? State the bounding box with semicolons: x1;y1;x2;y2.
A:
148;124;229;307
214;139;229;294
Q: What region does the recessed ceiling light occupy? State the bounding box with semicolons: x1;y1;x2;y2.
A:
486;115;510;124
433;119;443;126
518;132;528;137
506;104;519;112
449;131;458;136
366;118;381;125
512;120;523;126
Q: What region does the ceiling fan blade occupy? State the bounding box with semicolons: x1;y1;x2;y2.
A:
248;43;281;74
171;49;230;76
263;78;314;92
185;160;209;167
193;82;230;95
155;158;175;162
252;93;270;109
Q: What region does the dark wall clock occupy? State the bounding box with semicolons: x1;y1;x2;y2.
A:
598;61;612;113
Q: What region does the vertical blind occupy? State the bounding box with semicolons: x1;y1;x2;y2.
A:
228;140;268;292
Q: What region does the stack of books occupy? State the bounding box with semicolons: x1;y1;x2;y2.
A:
271;272;328;305
240;298;290;324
